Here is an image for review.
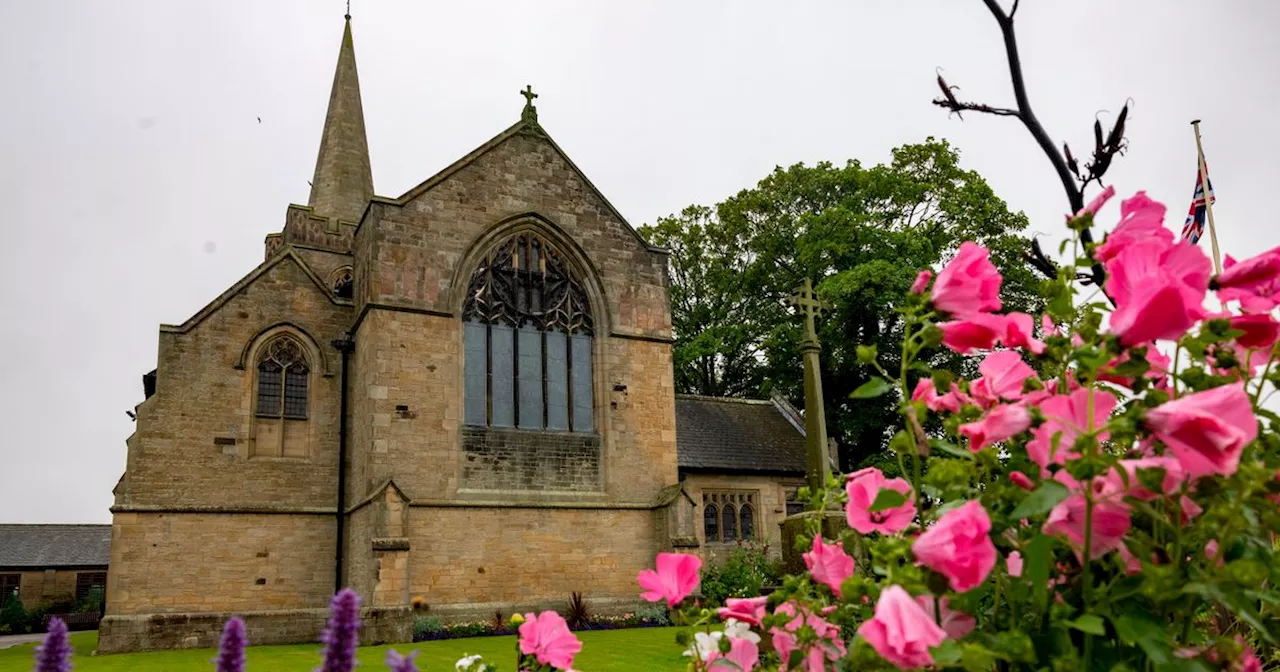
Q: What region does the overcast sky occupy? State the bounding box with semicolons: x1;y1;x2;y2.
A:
2;1;1277;523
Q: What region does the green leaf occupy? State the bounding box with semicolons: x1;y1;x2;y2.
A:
929;438;975;460
1184;582;1278;645
1023;534;1053;611
851;377;892;399
931;639;963;666
868;488;908;512
1010;480;1070;519
1064;614;1106;635
1111;609;1174;666
856;344;879;365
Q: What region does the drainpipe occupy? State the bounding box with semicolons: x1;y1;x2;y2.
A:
331;335;355;594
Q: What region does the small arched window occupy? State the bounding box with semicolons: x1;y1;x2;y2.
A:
461;231;594;431
332;267;354;300
703;491;758;544
703;503;719;542
253;336;310;457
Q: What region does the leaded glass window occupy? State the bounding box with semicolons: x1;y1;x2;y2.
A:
702;491;759;543
256;337;309;419
462;231;594;431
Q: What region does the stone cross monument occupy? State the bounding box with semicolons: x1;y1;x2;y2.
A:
787;277;833;492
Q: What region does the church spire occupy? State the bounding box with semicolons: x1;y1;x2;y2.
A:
307;15;373;224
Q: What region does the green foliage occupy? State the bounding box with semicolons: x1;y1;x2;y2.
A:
698;543;782;608
564;591;591;630
0;593;24;635
639;139;1040;470
412;615;443;640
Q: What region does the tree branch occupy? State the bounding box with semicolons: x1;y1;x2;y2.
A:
939;0;1113;297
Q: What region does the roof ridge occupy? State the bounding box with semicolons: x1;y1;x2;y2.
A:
674;394;772;405
0;523;111;527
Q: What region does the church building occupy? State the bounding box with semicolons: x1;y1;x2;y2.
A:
100;16;807;653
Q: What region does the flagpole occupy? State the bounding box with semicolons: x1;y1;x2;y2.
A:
1191;119;1222;275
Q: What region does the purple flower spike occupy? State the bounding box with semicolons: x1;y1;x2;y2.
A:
386;649;418;672
317;588;362;672
34;617;73;672
215;617;248;672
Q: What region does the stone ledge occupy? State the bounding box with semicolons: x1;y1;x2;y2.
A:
97;606;411;654
372;536;411;551
420;596;647;623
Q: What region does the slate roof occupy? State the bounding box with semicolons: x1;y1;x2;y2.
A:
675;395;807;475
0;525;112;569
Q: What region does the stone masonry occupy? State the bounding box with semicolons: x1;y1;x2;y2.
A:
101;16;681;652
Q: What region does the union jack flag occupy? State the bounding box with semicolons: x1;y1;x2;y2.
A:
1180;165;1216;244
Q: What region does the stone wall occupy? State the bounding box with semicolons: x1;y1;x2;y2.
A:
459;427;601;491
407;506;658;609
13;569;94;609
116;256;352;511
97;605;410;654
680;473;806;563
105;513;335;617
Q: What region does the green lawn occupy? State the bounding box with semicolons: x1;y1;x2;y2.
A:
0;627;687;671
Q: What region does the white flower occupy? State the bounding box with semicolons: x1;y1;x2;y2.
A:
723;618;761;645
455;653;483;671
683;630;724;661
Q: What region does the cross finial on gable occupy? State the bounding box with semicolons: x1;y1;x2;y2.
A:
520;85;539;123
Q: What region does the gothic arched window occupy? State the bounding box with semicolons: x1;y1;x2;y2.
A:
703;503;719;541
461;232;594;431
253;336;310;457
739;503;755;540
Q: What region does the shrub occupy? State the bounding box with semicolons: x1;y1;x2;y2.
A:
698;542;780;608
0;595;25;635
564;592;590;630
633;603;670;627
410;615;441;642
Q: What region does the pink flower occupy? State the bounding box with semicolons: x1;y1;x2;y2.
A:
1235;643;1263;672
518;611;583;671
1217;246;1280;312
912;378;961;414
1074;185;1116;220
1026;388;1117;474
959;404;1031;452
1105;238;1210;345
1146;383;1258;478
914;595;976;640
707;636;760;671
972;350;1035;402
770;603;846;671
1043;480;1131;560
937;312;1007;354
1094;191;1173;263
1111;456;1186;500
912;500;997;592
717;597;768;627
1229;313;1280;350
910;270;933;294
637;553;701;607
1117;545;1143;575
931;242;1003;315
1003;312;1046;354
1041;314;1061;337
1006;551;1023;577
1098;346;1172;389
845;467;916;535
1205;539;1224;567
803;535;854;595
1009;471;1034;491
857;586;947;669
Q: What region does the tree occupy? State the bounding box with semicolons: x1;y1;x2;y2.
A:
641;138;1040;471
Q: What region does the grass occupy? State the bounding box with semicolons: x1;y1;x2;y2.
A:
0;627;688;671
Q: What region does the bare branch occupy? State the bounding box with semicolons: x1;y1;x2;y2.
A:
932;98;1019;118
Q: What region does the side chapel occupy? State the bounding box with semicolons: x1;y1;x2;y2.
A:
100;16;808;653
